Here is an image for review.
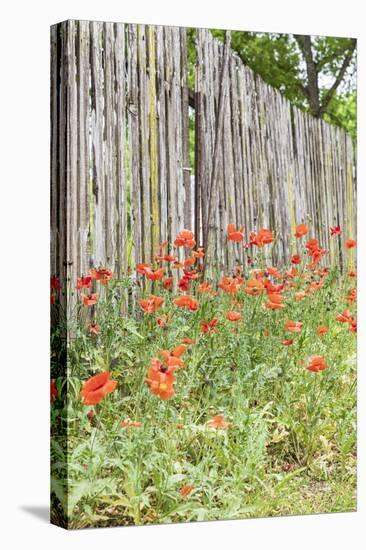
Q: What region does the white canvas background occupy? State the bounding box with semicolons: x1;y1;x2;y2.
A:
0;0;364;548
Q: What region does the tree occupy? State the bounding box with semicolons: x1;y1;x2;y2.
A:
209;30;357;140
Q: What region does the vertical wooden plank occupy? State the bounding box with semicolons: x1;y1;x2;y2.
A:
77;20;91;278
148;26;159;257
90;20;106;267
127;24;142;271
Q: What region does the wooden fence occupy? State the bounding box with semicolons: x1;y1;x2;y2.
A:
51;21;356;292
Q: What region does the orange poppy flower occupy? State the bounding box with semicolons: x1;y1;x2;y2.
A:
244;279;264;296
265;300;286;309
172;261;184;269
306;355;328;373
294;223;309;238
89;323;101;335
317;326;328;336
144;267;165;281
76;276;92;289
163;277;173;291
81;293;98;306
90;268;113;285
159;240;168;250
282;339;294;346
219;276;242;295
120;420;143;428
225;311;241;322
198;281;213;294
146;368;176;400
156;253;177;262
80;371;118;406
173;295;199;310
174;229;196;248
181;337;195;345
284;319;303;332
192;247;205;258
207;414;231;429
291;254;301;265
347;288;357;304
160;345;187;368
227;223;245;242
294;291;307;301
139;295;164;314
348;271;356;278
345;239;356;249
50;379;58;403
184;256;196;268
335;309;353;323
136;263;150;274
266;266;282;278
180;484;194;497
201;319;218;334
250;228;273;247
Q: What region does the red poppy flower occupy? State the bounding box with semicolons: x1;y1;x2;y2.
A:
163;277;173;291
80;371;118;405
207;415;231;429
174;229;196;248
50;379;58;403
81;293;98;306
227;223;245;242
89;323;101;335
173;295;199;310
349;320;357;333
282;339;294;346
120;420;143;428
180;484;194;497
201;319;218;334
284;319;303;332
345;239;356;249
76;276;92;290
330;225;342;236
266;266;282;278
50;277;60;290
225;311;241;322
178;276;190;291
291;254;301;265
317;326;328;336
348;271;356;278
139;295;164;314
294;224;309;238
306;355;328;373
50;293;56;305
346;288;357;304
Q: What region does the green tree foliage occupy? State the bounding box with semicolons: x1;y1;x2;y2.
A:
208;30;357;141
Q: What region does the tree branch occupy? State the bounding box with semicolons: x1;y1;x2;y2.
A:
319;40;357;116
